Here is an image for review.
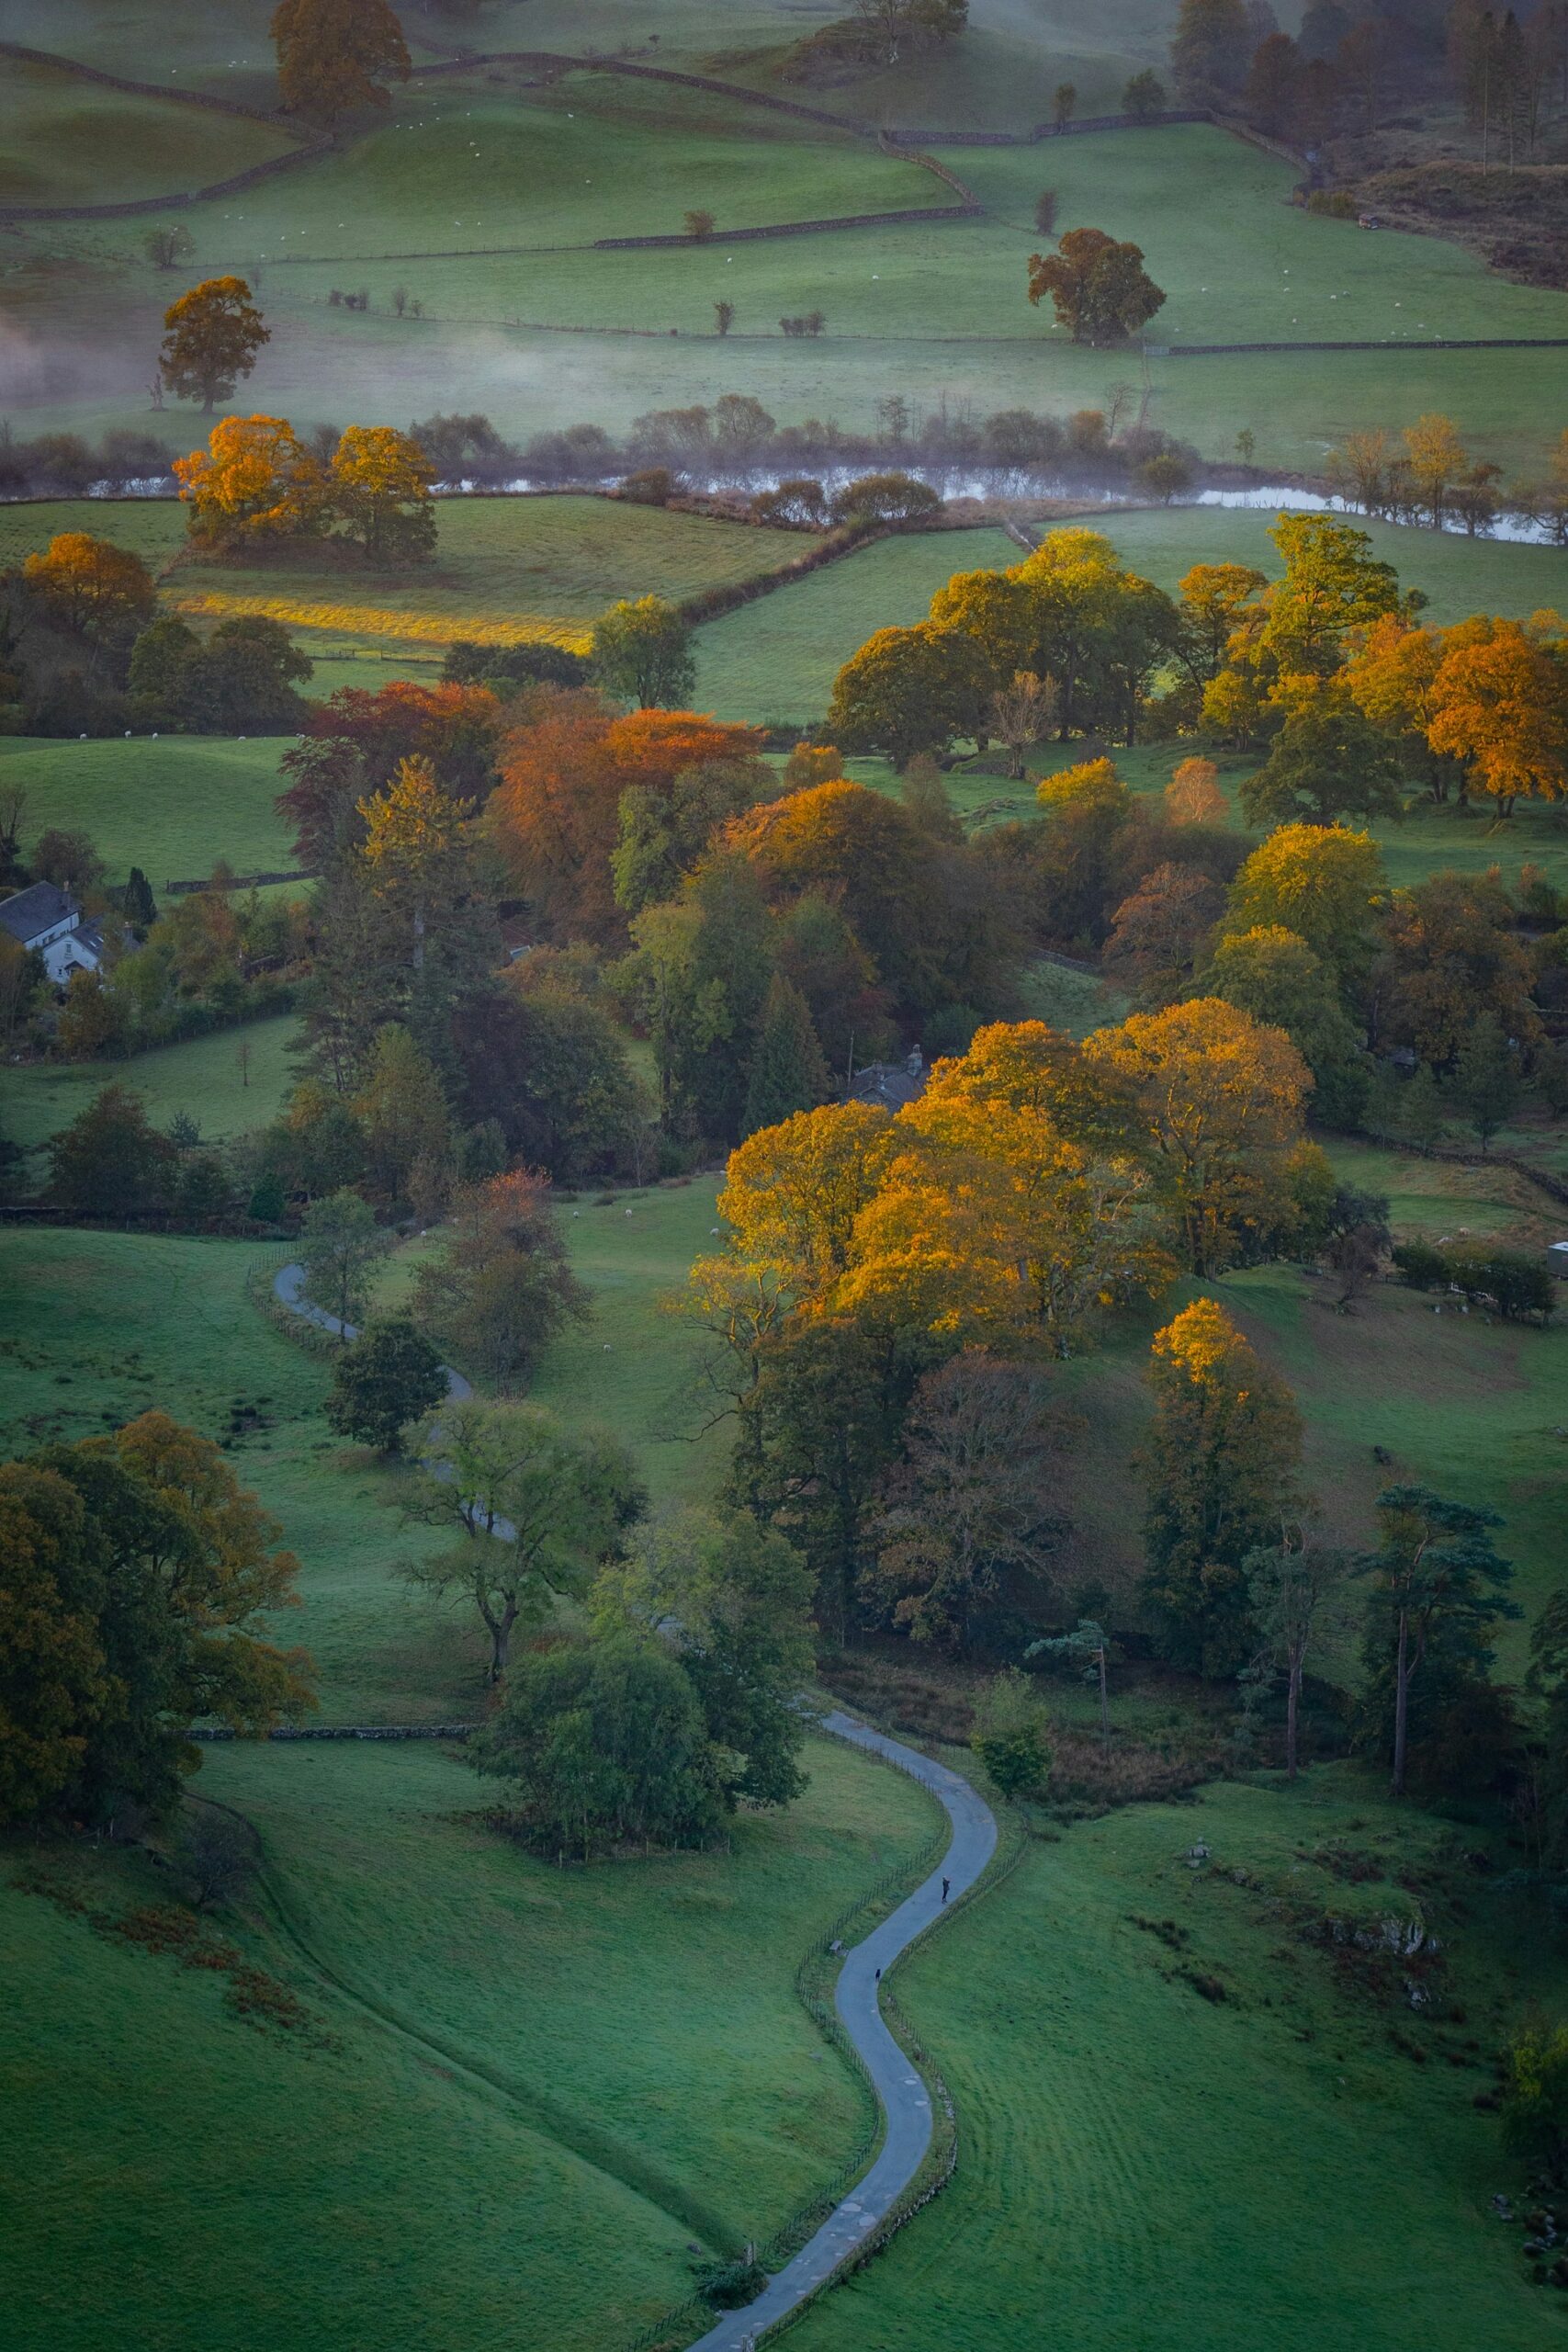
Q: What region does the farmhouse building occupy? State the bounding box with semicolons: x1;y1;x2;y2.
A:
0;883;108;986
850;1046;927;1109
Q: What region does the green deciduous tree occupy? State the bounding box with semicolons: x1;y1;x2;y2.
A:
470;1633;722;1858
594;1502;816;1807
1239;692;1404;828
407;1397;641;1680
298;1184;389;1328
323;1317;448;1453
49;1083;174;1220
971;1665;1054;1798
592;596;696;708
1450;1009;1524;1148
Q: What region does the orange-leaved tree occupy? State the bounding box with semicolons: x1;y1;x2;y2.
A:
1426;614;1568;817
173;413;329;546
330;424;436;565
22;532;156;644
1085;997;1320;1272
491;705;763;944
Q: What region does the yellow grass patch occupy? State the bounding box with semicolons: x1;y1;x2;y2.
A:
172;591;593;652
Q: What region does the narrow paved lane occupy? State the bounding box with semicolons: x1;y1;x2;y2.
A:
687;1717;997;2351
273;1262;999;2346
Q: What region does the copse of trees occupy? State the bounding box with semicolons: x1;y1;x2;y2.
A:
174;413;437;565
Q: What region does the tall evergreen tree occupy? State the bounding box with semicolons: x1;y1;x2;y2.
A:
743;973;830;1137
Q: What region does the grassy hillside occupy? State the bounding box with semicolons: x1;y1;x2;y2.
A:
0;54;294;207
0;736;297;889
786;1766;1562;2352
0;1213;943;2349
0;1012;299;1159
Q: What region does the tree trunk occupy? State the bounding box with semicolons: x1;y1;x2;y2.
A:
1392;1607;1410;1794
1286;1652;1301;1780
1098;1647;1110;1747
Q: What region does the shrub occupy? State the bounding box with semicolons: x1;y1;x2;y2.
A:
619;466;674;506
971;1667;1054;1799
1392;1239;1447;1290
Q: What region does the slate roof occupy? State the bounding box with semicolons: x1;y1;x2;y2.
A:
0;882;77;944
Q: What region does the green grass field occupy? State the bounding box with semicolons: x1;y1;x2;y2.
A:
164;492;807;657
0;54;295;207
786;1763;1563;2352
0;1012;299;1160
0;1216;942;2348
0;735;297;888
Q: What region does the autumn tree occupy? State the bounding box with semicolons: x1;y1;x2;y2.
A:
1165;755;1227;825
1341;616;1452;798
331;424;436;564
1144;1298;1303;1676
1222;822;1386;983
1246;31;1305;131
1171;0;1249;93
173;413;327;545
1403;413;1471;527
1427;616;1568;816
1376;869;1540;1069
1359;1485;1517;1796
22;534;155;647
407;1397;640;1680
1104;862;1226;1005
716;1101;896;1304
350;1021;451;1198
272;0;411;123
1258;514;1404;676
1;1415;313;1825
1085;998;1317;1272
988;670;1059;778
279;677;503;865
592;595;695;708
1174;563;1268;686
1028;227;1167;345
159;277;269;413
413;1170;590;1390
862;1351;1066;1647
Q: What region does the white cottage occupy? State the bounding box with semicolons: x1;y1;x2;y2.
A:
0;882;107;985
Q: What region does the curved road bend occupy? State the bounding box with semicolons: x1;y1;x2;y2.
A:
272;1266;998;2343
689;1718;997;2351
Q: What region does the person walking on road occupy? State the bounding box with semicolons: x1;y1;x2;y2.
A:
942;1876;950;1904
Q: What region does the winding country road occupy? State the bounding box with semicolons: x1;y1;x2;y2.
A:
273;1262;999;2346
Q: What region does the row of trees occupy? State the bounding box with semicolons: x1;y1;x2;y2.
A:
1328;418;1568;544
827;516;1568;821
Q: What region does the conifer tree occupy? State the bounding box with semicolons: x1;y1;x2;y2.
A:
743;973;830;1136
